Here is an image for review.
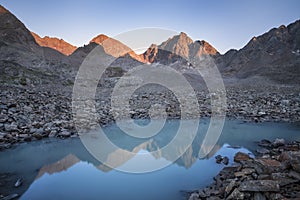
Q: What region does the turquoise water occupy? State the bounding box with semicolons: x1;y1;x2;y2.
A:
0;120;300;200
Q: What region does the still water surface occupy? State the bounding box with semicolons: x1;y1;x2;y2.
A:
0;119;300;200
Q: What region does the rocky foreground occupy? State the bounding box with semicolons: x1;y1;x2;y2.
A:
1;84;300;150
189;139;300;200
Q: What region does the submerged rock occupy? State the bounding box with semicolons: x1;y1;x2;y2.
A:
215;155;223;164
1;193;19;200
222;156;229;165
14;178;22;188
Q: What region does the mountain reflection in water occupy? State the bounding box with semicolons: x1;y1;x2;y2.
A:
0;119;300;200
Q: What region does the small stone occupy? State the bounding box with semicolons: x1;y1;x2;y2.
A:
243;168;255;175
257;174;270;180
0;143;11;150
251;173;258;179
18;134;29;138
226;188;244;200
273;138;285;147
258;139;272;147
253;192;266;200
33;133;43;140
14;178;23;188
48;130;57;137
23;105;32;112
0;104;8;110
0;114;8;123
288;170;300;180
59;130;71;137
8;103;17;108
234;172;246;177
234;152;250;163
188;192;199;200
281;99;290;106
4;123;18;132
197;190;206;198
235;168;256;177
256;148;270;155
268;193;284;200
35;128;44;135
0;132;7;138
225;180;236;197
257;111;266;116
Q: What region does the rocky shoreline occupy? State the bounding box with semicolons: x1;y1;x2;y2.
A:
1;84;300;150
1;84;300;199
188;139;300;200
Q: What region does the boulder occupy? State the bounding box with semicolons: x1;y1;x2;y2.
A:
234;152;250;163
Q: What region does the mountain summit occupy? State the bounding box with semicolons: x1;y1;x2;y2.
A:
143;32;219;64
159;32;219;59
90;34;132;58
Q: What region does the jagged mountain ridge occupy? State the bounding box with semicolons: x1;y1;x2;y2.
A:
158;32;219;59
0;4;300;85
31;32;77;56
0;5;75;89
0;5;36;46
217;20;300;84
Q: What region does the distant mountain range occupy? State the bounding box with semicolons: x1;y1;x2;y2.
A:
0;4;299;85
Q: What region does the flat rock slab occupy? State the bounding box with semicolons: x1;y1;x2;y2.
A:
256;158;282;167
239;180;280;192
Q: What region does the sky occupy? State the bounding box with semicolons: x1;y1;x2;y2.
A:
0;0;299;54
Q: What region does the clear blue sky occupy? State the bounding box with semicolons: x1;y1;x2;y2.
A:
0;0;299;53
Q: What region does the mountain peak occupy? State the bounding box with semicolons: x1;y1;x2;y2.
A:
179;31;188;37
156;32;218;61
90;34;109;45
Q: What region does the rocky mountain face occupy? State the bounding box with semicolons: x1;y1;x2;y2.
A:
0;6;36;46
90;34;131;58
142;32;219;64
0;5;74;90
1;4;300;86
0;5;38;63
90;34;145;63
142;44;185;64
159;32;219;59
31;32;77;56
217;20;300;84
